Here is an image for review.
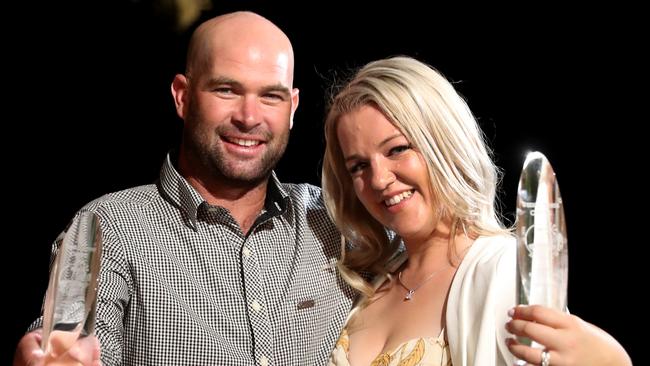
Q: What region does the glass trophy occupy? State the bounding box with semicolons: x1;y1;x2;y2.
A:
41;211;102;360
515;152;568;346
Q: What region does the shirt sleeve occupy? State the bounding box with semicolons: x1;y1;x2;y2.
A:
93;209;131;366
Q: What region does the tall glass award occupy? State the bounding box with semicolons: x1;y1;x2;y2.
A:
41;211;102;359
515;152;568;343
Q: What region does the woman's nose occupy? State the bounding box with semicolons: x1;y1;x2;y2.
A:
370;159;396;191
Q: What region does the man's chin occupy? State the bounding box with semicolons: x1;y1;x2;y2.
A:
221;168;272;186
206;149;282;185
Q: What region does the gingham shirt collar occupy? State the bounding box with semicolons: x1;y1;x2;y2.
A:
158;152;289;231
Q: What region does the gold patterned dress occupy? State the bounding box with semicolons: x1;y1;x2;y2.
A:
328;328;452;366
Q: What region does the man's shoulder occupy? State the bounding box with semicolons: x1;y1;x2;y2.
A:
281;182;324;208
82;183;161;213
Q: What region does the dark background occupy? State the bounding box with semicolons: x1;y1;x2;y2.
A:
6;1;643;363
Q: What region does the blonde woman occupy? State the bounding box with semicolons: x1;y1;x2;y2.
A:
322;56;631;366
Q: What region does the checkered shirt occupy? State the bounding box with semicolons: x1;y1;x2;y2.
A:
30;153;355;365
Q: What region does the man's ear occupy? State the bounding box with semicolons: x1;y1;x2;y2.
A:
171;74;190;119
289;88;300;129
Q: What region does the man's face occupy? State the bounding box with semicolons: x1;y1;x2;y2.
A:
181;41;299;185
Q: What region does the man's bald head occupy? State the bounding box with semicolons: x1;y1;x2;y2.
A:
185;11;295;85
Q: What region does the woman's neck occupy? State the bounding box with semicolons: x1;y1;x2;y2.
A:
401;224;474;273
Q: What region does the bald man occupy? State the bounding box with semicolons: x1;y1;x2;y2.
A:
15;12;353;366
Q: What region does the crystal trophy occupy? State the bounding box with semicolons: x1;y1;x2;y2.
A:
41;211;102;359
515;152;568;343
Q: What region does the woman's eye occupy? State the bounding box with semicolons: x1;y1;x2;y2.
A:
389;145;411;155
348;162;367;174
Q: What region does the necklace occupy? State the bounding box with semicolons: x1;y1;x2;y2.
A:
397;267;446;301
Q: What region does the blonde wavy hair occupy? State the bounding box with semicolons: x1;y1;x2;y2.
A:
322;56;511;297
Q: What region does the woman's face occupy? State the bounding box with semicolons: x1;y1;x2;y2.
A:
337;104;438;243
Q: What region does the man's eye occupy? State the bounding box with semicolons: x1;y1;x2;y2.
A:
214;87;233;94
263;93;285;101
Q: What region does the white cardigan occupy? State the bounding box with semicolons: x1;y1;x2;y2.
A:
445;235;516;366
383;235;516;365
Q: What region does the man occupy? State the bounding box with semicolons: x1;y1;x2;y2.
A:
15;11;353;366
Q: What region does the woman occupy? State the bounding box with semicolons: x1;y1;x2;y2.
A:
322;56;631;366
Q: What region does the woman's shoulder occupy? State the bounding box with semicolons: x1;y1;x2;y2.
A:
466;235;516;263
453;235;516;284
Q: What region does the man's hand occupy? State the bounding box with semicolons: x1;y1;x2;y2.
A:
14;329;101;366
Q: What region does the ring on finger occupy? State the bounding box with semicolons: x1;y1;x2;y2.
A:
541;349;551;366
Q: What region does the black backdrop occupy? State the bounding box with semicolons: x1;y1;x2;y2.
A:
6;1;643;363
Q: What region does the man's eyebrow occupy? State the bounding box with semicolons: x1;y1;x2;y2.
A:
260;83;291;96
206;77;291;96
205;76;239;88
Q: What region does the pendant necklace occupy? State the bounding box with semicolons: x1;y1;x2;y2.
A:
397;267;446;301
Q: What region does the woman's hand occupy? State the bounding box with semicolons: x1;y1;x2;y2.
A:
505;305;631;366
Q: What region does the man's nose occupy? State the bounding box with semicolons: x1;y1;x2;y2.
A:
232;95;262;129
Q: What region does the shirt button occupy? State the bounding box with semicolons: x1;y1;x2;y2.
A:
259;355;269;366
251;300;262;312
242;247;252;258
